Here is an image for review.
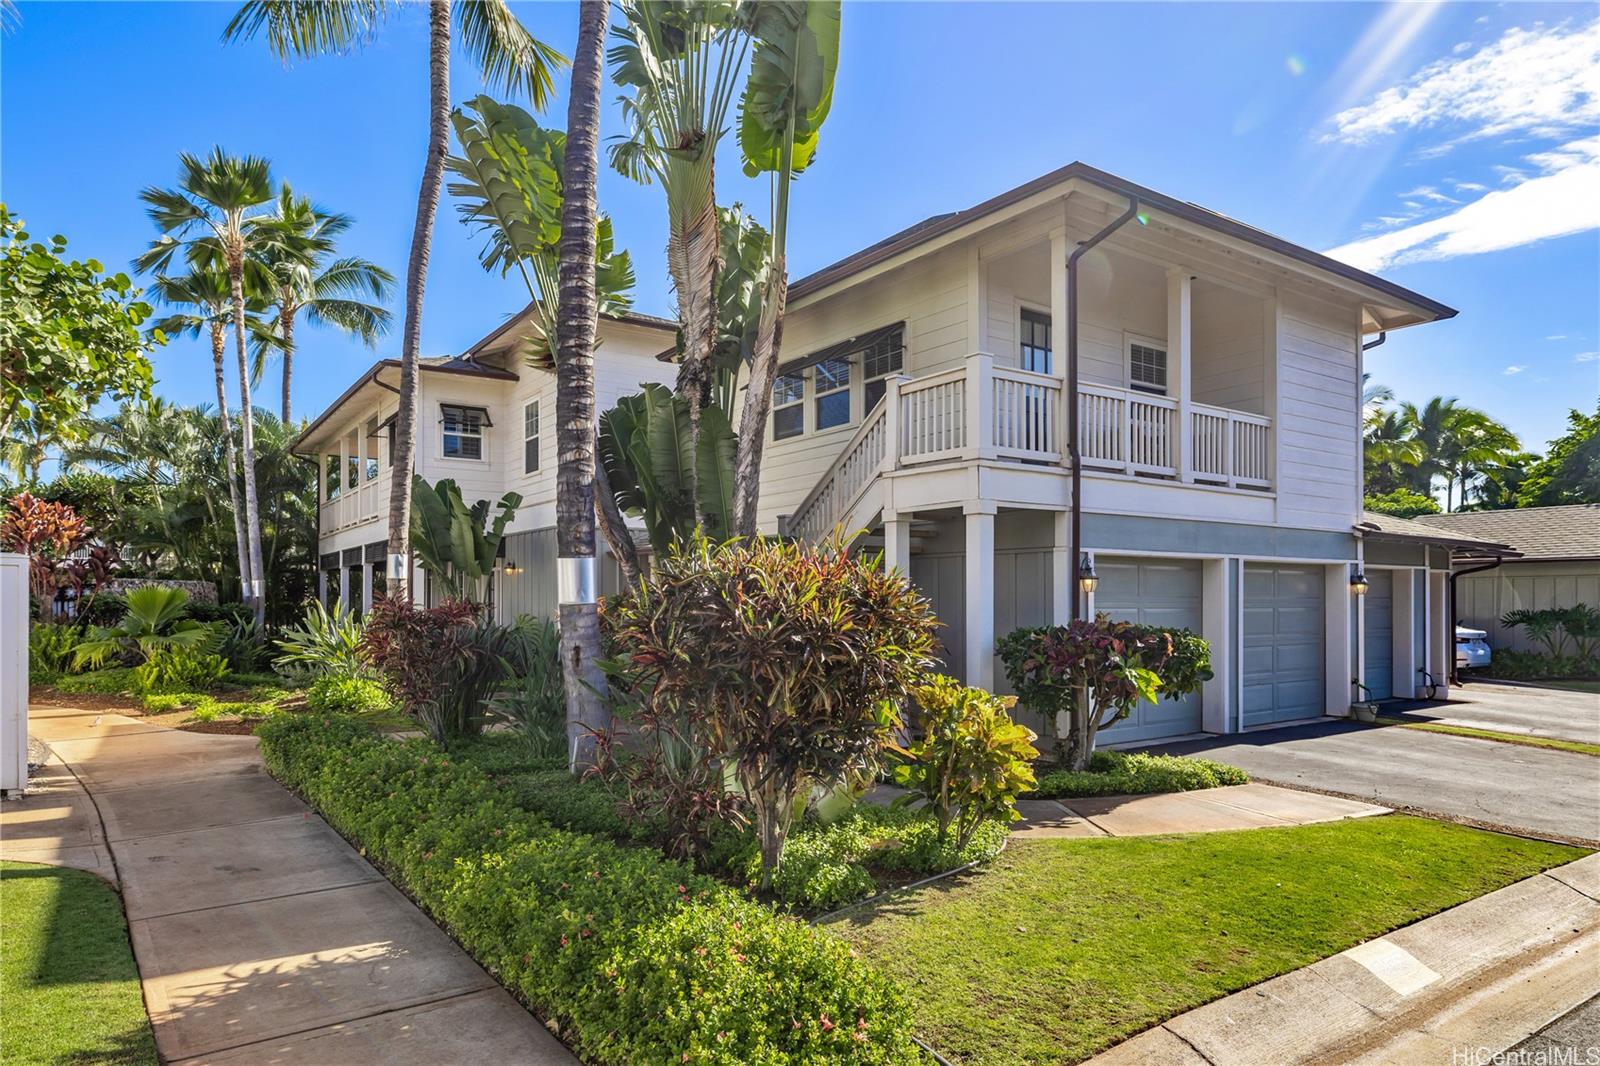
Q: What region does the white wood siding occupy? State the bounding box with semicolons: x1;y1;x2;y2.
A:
1192;280;1266;414
1275;292;1361;531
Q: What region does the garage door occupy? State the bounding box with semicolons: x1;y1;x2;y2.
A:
1243;565;1325;728
1096;557;1204;743
1363;570;1394;700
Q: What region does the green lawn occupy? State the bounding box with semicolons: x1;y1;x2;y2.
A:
823;816;1584;1066
1;862;157;1066
1545;679;1600;695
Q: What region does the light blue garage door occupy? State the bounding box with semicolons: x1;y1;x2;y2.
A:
1243;565;1325;728
1363;569;1394;700
1097;557;1205;743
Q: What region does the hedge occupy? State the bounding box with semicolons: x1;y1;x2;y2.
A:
256;715;922;1065
1028;750;1248;799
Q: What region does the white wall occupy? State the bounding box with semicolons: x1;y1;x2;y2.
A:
1192;279;1266;414
1275;292;1362;531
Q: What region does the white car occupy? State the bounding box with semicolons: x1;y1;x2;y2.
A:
1455;626;1492;670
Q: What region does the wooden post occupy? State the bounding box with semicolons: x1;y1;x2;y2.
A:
964;506;996;690
1168;268;1193;483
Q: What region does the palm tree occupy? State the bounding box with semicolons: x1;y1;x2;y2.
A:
1363;405;1421;495
144;268;268;592
1361;372;1393;410
609;1;750;525
136;149;280;624
225;0;567;592
555;0;609;767
253;184;394;422
1396;396;1522;511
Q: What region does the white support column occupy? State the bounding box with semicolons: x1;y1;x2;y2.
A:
1325;563;1354;715
336;560;349;611
1393;568;1417;698
966;242;984;355
361;560;375;615
1429;569;1451;701
965;352;996;460
1167;268;1194;482
1201;558;1232;733
317;566;327;607
1264;294;1282;505
1051;511;1071;625
882;512;912;577
964;507;996;691
1353;544;1367;701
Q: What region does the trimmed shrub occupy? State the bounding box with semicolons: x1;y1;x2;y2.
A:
305;674;393;714
256;716;921;1064
1029;750;1249;799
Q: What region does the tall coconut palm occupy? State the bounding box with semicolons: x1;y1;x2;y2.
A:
609;0;750;525
554;0;610;768
252;184;394;422
225;0;567;592
1362;405;1420;495
144;267;270;594
136;149;281;624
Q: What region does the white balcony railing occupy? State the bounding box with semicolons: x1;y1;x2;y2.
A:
785;352;1274;541
320;481;384;535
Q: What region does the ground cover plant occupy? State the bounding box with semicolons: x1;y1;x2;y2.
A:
1028;750;1249;799
825;818;1584;1065
257;714;924;1064
1373;715;1600;757
0;861;158;1066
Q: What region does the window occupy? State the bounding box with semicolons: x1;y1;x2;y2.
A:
772;372;804;440
862;327;905;413
523;401;540;474
324;455;340;501
440;404;487;459
814;357;851;430
347;446;359;490
365;425;381;480
1020;309;1052;374
1128;339;1168;395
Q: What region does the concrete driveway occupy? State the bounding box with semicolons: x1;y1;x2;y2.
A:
1156;718;1600;846
1385;680;1599;745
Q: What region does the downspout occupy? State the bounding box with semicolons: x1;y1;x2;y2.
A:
1448;555;1503;686
1362;331;1387;352
1068;197;1141;620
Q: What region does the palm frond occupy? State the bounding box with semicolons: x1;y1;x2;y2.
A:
223;0;386;59
453;0;568;108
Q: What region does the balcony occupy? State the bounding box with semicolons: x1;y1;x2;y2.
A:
786;352;1272;542
319;481;385;536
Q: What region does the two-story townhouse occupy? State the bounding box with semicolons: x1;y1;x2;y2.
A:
297;161;1506;747
292;308;677;619
759;162;1501;742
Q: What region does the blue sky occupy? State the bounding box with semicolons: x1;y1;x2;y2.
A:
4;1;1597;458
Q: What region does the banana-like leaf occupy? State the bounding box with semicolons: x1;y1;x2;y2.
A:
597;383;736;555
409;476;522;604
447;95;635;368
738;1;840;177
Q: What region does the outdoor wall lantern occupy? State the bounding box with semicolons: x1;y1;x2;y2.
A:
503;560;522;576
1350;567;1370;596
1078;553;1099;595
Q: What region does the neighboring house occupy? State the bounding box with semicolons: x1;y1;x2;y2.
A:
291;309;677;620
1413;505;1600;654
298;161;1488;745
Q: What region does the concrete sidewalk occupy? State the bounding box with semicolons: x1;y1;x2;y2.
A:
7;709;575;1066
1087;852;1600;1066
1010;782;1389;839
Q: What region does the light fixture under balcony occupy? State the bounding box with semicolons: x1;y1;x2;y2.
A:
1079;553;1099;595
1350;567;1369;596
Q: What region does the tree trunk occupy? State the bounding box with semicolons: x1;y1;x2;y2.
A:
556;0;610;771
387;0;452;592
668;193;722;528
592;427;641;586
210;321;252;602
280;306;296;423
753;778;791;888
229;255;267;627
731;266;788;536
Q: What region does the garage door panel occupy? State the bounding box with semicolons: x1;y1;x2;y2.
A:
1243;564;1326;728
1095;556;1204;743
1364;570;1394;700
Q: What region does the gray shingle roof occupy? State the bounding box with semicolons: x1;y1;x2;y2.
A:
1413;505;1600;561
1357;511;1512;552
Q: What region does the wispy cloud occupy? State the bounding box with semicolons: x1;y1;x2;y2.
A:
1577;351;1600;363
1326;137;1600;271
1453;181;1487;193
1503;365;1527;375
1324;21;1600;146
1547;334;1568;340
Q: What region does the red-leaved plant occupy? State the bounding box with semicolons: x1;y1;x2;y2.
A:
360;595;481;741
1;492;90;611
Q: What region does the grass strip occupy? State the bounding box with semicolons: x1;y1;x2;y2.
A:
1374;715;1600;756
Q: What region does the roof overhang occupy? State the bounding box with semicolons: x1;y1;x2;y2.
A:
789;162;1456;333
292;358;518;455
1355;515;1520;562
464;302;677;364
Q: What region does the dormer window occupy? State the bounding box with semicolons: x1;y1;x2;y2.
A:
440;404;489;460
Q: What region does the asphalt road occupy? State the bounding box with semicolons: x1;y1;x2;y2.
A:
1155;718;1600;846
1386;679;1600;745
1511;994;1600;1062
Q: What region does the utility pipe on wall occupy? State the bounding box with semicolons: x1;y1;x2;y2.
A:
1448;556;1503;686
1067;196;1141;620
